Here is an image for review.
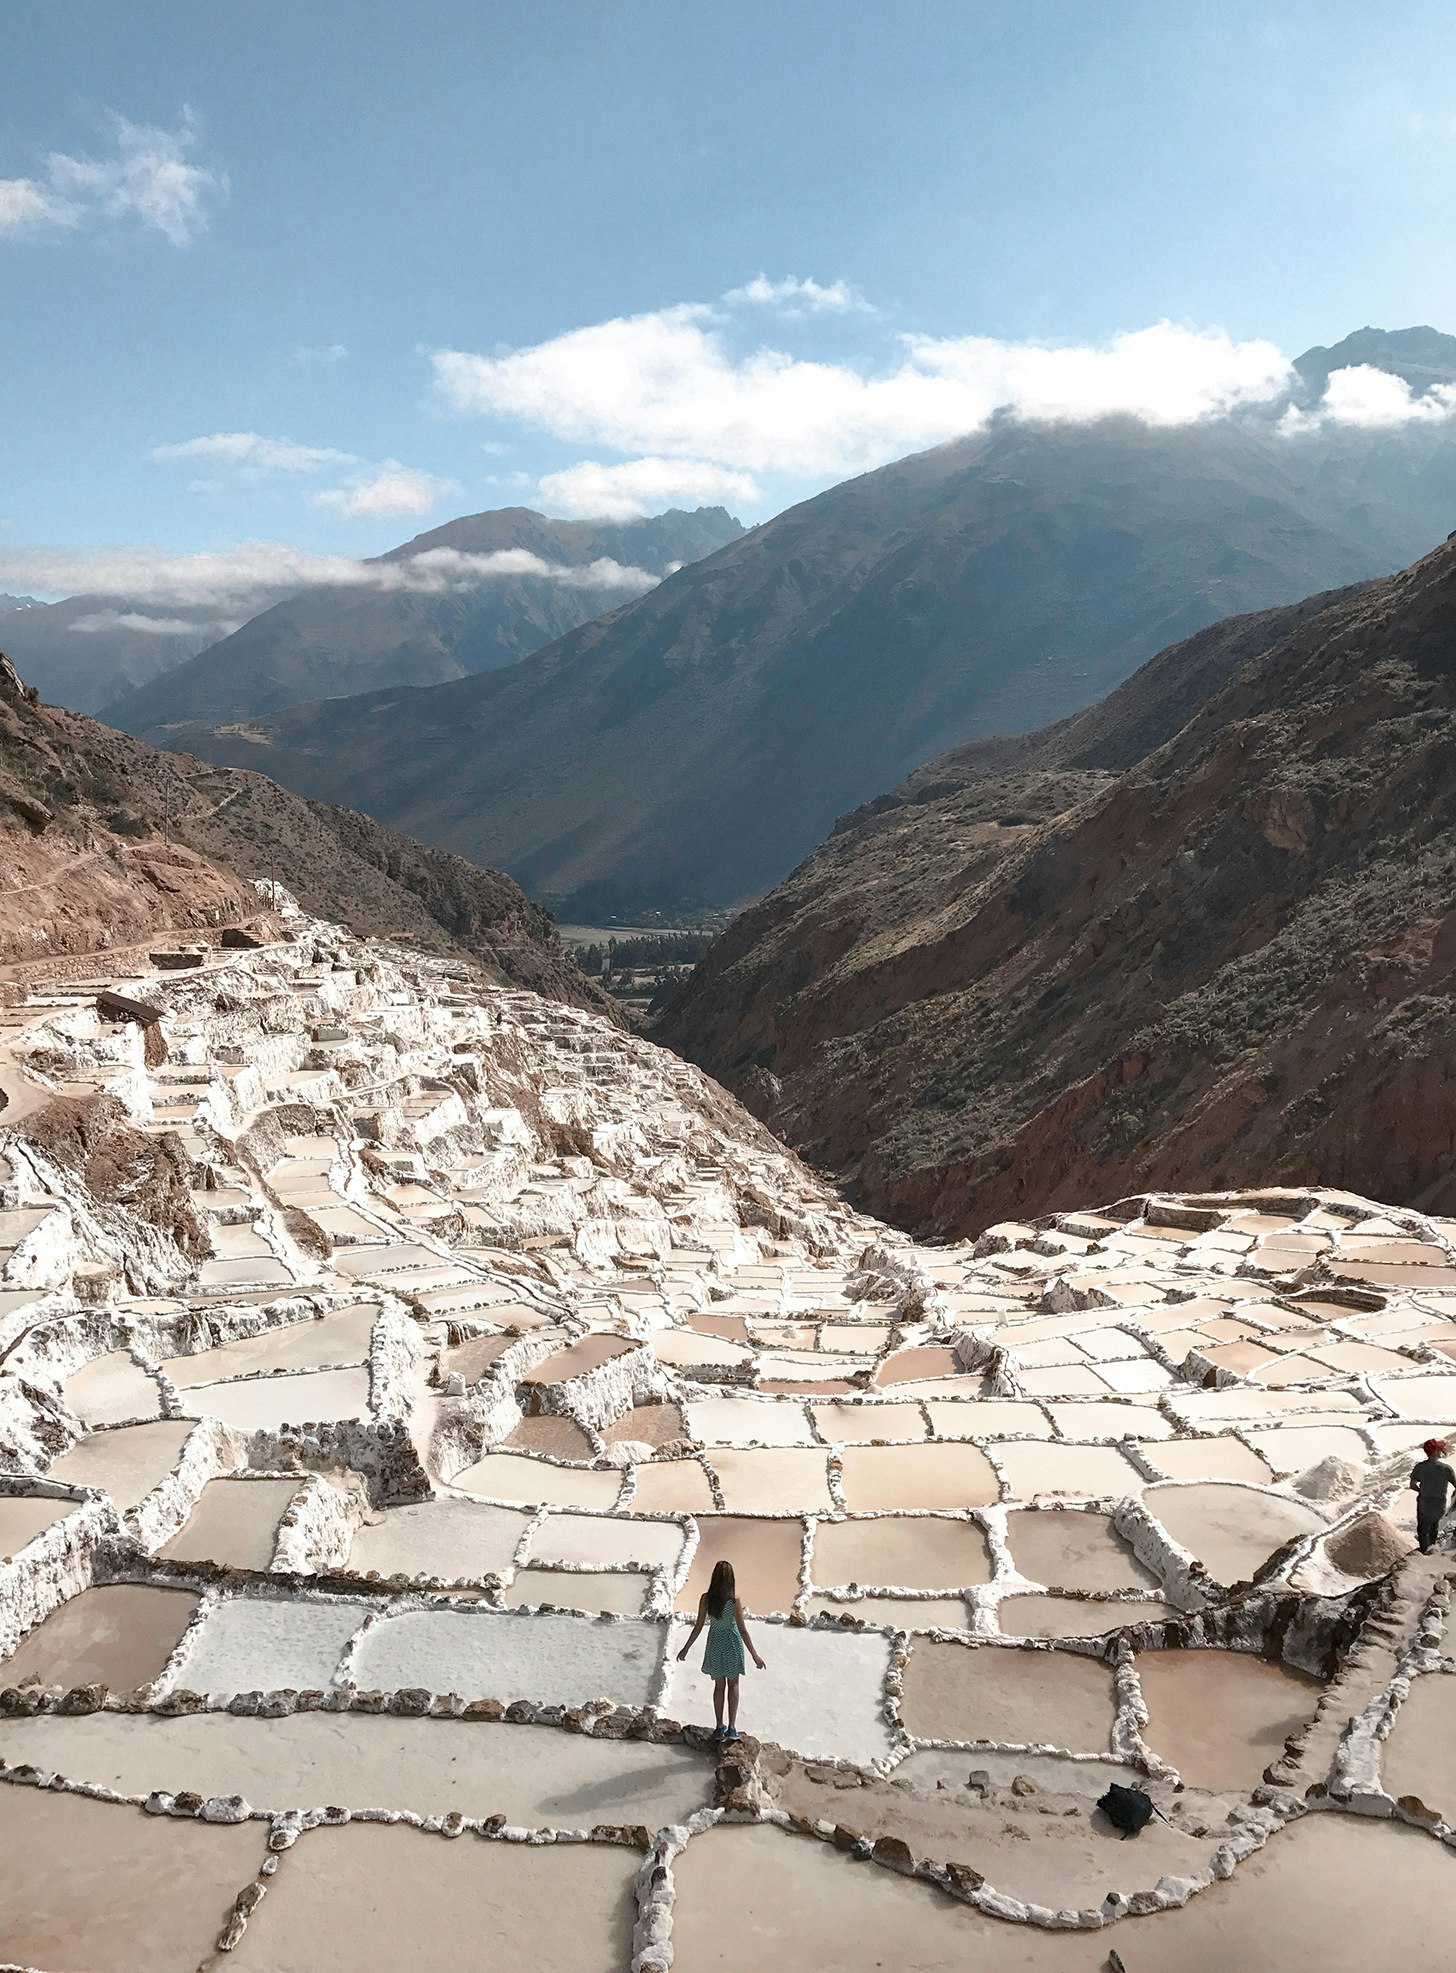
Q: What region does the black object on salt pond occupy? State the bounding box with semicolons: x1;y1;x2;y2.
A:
1098;1783;1154;1838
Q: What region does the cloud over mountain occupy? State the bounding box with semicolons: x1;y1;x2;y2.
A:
314;463;463;518
537;456;763;520
0;541;659;617
435;310;1294;486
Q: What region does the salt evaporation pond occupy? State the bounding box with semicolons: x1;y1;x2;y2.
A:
7;906;1456;1966
159;1477;300;1572
1147;1482;1326;1585
1137;1648;1322;1792
0;1583;200;1690
671;1816;1456;1970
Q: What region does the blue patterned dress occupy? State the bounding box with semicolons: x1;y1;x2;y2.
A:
702;1597;747;1678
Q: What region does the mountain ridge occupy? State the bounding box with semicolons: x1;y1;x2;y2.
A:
654;539;1456;1232
0;648;613;1015
107;505;742;733
150;373;1456;915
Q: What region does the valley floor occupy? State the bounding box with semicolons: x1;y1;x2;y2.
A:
1;893;1456;1967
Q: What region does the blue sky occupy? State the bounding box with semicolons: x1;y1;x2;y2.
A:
4;0;1456;605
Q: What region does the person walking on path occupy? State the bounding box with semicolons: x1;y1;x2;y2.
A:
1410;1439;1456;1553
677;1558;766;1742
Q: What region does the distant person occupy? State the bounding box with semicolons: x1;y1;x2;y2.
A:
677;1558;766;1742
1410;1439;1456;1553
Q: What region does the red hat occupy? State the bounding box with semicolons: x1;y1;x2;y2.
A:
1424;1439;1447;1457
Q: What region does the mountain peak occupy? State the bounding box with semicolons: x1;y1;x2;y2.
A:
1292;324;1456;399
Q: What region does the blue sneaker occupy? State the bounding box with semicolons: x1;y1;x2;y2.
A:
723;1727;741;1742
711;1724;728;1742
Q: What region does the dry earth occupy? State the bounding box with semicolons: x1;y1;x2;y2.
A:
0;649;611;1014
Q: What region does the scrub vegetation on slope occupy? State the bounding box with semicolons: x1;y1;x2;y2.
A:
656;540;1456;1233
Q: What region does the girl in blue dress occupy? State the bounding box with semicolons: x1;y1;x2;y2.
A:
676;1558;767;1742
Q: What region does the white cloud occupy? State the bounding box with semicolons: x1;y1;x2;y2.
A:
433;309;1293;481
0;112;223;246
294;343;348;365
1282;363;1456;431
0;178;74;231
404;547;658;593
0;541;659;614
155;437;461;518
725;274;872;314
69;609;240;637
538;456;762;519
315;462;461;518
153;432;356;474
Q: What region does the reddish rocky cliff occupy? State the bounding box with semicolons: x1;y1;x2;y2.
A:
0;651;614;1014
656;549;1456;1232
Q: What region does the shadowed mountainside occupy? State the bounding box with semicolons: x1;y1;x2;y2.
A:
0;597;228;718
0;650;613;1014
150;377;1456;916
109;505;742;732
653;544;1456;1233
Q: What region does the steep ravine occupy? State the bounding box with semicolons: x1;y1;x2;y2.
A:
656;544;1456;1234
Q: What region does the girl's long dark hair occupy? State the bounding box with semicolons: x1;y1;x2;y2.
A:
706;1558;735;1618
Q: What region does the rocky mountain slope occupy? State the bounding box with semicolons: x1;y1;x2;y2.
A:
109;505;742;733
145;330;1456;916
654;539;1456;1234
0;650;611;1014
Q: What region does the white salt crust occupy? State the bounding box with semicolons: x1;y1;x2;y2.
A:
5;902;1456;1956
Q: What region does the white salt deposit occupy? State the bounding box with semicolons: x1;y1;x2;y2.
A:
352;1605;663;1708
160;1594;372;1697
4;897;1456;1962
663;1617;896;1766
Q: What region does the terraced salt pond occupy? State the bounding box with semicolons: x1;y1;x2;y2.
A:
1146;1482;1326;1585
1378;1668;1456;1815
0;1492;73;1554
0;1710;712;1825
997;1594;1170;1637
1136;1648;1322;1793
811;1514;992;1590
160;1303;380;1384
63;1350;162;1426
349;1606;663;1710
160;1595;373;1697
0;1583;200;1689
450;1453;623;1510
805;1593;970;1628
529;1511;684;1571
45;1417;190;1514
344;1499;530;1581
671;1815;1456;1971
837;1442;999;1511
0;1785;267;1973
1006;1509;1158;1593
5;910;1456;1963
504;1413;596;1457
993;1440;1142;1498
1139;1434;1273;1483
676;1515;804;1614
179;1366;373;1431
899;1639;1118;1751
625;1457;717;1513
505;1567;652;1613
158;1476;300;1571
234;1820;638;1973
